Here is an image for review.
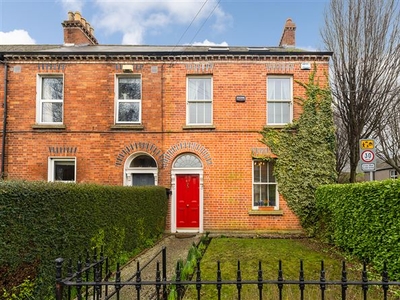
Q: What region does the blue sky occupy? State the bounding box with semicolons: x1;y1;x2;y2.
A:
0;0;329;50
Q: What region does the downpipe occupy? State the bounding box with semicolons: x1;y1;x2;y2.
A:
1;60;7;179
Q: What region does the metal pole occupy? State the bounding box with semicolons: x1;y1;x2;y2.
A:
370;171;373;181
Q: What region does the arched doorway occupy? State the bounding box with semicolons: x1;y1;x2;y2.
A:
124;153;158;186
171;153;203;233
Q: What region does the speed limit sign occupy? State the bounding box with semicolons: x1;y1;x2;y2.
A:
361;150;375;163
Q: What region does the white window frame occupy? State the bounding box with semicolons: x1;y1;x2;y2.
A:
186;76;213;125
267;76;293;125
36;74;64;124
390;170;398;179
48;157;76;182
252;159;279;210
124;153;158;186
115;74;142;124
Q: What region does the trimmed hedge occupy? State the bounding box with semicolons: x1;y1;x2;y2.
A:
315;179;400;279
0;180;168;298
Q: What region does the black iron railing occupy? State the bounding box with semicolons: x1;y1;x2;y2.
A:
55;248;400;300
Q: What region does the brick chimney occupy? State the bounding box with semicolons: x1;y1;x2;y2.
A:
279;18;296;47
62;11;98;45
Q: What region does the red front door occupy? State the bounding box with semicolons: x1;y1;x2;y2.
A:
176;174;199;229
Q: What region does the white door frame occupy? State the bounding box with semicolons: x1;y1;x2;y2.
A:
171;168;203;233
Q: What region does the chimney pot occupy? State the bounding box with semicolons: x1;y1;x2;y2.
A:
68;11;74;21
74;11;82;21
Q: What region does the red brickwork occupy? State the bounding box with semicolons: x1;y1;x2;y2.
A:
0;56;330;232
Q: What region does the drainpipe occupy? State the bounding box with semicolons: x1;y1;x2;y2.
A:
1;61;7;179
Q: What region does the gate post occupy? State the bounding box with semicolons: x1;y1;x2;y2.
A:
55;258;64;300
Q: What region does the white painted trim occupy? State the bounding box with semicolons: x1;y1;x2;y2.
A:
123;152;158;186
171;167;204;234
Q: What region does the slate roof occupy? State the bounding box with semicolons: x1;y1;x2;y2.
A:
0;44;332;57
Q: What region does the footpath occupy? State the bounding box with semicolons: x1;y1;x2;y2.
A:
114;234;202;299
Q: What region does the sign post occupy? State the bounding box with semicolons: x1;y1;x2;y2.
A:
359;139;376;181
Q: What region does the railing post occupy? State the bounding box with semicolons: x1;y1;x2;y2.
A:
320;260;326;300
115;262;121;300
382;262;389;300
196;260;202;300
299;260;305;300
341;261;347;300
136;261;142;299
362;261;368;300
257;261;263;300
277;260;283;300
162;247;167;300
236;260;242;300
55;258;64;300
216;261;222;300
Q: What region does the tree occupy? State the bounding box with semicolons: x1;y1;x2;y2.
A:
322;0;400;182
375;100;400;173
261;69;337;231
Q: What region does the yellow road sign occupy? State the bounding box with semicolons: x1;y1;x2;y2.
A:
360;139;374;149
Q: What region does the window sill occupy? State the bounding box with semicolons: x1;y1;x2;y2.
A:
32;124;66;130
110;124;144;130
264;124;287;129
248;209;284;216
182;125;216;130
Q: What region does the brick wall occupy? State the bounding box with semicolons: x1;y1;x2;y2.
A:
2;56;330;232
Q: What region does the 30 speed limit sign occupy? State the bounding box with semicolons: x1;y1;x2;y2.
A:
361;150;375;163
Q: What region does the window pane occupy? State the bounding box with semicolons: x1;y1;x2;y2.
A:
42;77;63;100
253;164;261;182
268;78;290;100
188;102;211;124
188;78;211;100
269;163;276;182
54;162;75;181
268;102;290;124
188;103;197;123
118;102;139;122
119;78;141;99
253;184;262;206
132;174;155;186
130;155;157;167
268;184;276;206
42;102;62;122
204;102;212;123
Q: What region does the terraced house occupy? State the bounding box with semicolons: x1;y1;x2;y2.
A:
0;12;331;233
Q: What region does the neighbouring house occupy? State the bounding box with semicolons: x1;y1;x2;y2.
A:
0;12;332;233
364;159;399;181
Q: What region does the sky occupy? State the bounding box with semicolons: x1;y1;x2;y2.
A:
0;0;329;50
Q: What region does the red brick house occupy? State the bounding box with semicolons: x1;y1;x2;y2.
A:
0;13;331;233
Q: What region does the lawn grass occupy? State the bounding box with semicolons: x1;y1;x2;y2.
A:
183;237;398;300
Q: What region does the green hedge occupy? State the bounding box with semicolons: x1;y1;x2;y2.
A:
0;180;168;298
315;179;400;279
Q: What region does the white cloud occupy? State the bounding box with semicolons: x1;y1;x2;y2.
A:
192;39;228;46
0;30;36;45
92;0;232;45
59;0;85;12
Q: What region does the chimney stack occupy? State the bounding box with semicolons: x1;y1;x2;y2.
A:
279;18;296;47
62;11;98;45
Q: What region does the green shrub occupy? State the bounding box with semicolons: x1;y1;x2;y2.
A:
0;180;168;298
314;179;400;279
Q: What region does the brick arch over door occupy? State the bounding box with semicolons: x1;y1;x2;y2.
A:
163;142;212;168
115;142;163;166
